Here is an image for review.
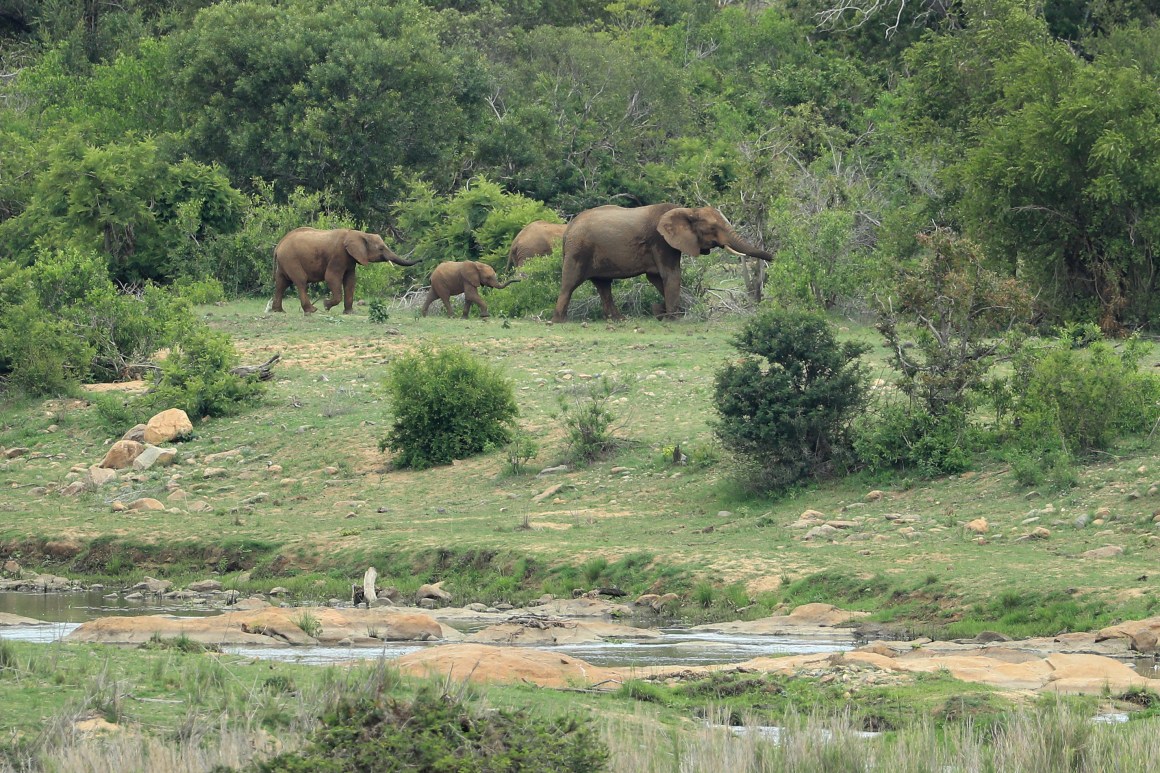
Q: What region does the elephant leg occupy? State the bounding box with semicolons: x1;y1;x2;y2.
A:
553;264;586;323
591;279;623;321
660;271;682;319
272;266;290;313
322;266;344;311
646;274;666;320
441;294;454;316
421;289;437;317
341;267;356;314
464;285;488;318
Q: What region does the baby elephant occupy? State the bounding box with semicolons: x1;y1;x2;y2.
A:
421;261;521;319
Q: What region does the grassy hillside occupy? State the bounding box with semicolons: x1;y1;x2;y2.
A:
2;301;1158;635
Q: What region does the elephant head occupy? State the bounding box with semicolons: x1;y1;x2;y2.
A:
657;206;773;261
467;261;521;290
343;230;421;267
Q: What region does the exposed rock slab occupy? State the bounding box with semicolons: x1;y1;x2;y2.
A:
466;619;661;646
65;606;445;647
0;612;51;626
690;603;867;638
394;643;622;688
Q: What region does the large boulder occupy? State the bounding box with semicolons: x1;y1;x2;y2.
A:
99;440;145;470
394;644;622;688
133;445;177;470
143;409;193;444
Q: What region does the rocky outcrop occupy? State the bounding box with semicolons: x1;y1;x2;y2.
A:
689;603;868;638
395;644;622;688
99;440;144;470
143;409;193;444
466;618;661;646
65;605;445;647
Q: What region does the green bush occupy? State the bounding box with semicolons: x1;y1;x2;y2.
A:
557;376;629;465
145;323;267;418
713;307;869;493
487;252;566;319
852;402;973;476
254;686;608;772
1001;331;1160;455
505;429;539;475
380;345;518;469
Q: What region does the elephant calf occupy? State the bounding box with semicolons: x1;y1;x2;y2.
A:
272;227;419;314
422;261;520;319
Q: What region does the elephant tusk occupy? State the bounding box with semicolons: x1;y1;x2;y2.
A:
724;246;746;257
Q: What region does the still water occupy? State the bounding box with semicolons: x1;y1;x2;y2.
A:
0;590;851;667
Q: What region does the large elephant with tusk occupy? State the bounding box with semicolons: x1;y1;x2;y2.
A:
271;227;420;315
553;204;773;322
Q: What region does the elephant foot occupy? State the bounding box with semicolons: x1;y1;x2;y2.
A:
302;306;318;315
342;308;354;315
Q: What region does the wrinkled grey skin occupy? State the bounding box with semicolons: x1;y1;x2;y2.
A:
506;220;566;269
272;227;419;314
553;204;773;322
422;260;521;319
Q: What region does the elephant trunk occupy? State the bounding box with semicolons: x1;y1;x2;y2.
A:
388;253;421;267
494;277;522;289
726;233;774;262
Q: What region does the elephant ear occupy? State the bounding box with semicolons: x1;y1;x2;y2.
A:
464;261;484;288
344;231;371;266
657;209;701;256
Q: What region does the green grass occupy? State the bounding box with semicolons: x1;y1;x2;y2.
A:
1;299;1159;637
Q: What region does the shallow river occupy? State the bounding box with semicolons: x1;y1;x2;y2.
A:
0;591;852;667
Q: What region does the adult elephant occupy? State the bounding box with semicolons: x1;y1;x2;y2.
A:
553;204;773;322
271;227;420;314
507;220;566;269
422;261;521;319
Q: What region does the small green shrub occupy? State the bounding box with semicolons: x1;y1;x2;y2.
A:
381;345;518;469
367;298;391;324
256;686;608;772
504;429;539;475
557;376;629;465
713;306;869;493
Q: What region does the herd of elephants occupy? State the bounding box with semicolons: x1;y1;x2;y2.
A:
270;202;774;322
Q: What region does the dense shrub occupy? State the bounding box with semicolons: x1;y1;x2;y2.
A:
713;307;869;493
254;686;608;772
852;402;973;476
486;252;565;319
380;346;518;469
144;322;267;418
999;328;1160;455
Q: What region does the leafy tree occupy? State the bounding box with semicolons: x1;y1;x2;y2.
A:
168;0;489;223
714;306;870;493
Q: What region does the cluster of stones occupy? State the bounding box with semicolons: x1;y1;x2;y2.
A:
54;408;192;502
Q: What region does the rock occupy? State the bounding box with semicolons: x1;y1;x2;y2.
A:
1074;514;1091;529
610;467;630;474
131;577;172;595
188;579;222;592
143;409;193;444
99;440;145;470
187;500;212;512
168;489;189;502
417;582;452;603
965;518;988;534
717;510;733;518
111;501;127;512
1096;506;1112;519
121;424;147;442
532;484;564;502
133;445;177;470
538;464;568;476
86;466;117;488
1081;545;1124;559
203;467;228;478
1129;629;1158;654
800;509;826;520
866;490;885;502
324;466;339;475
973;630;1013;643
267;464;283;475
804;524;839;541
60;481;88;496
268;587;290;596
3;447;29;459
418;598;437;609
204;449;242;464
2;560;20;576
128;498;165;511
